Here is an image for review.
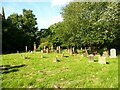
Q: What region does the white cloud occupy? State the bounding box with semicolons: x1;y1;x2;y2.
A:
51;0;73;7
50;15;63;25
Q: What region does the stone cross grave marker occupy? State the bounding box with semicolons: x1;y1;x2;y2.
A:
88;54;94;62
110;48;116;58
98;56;106;64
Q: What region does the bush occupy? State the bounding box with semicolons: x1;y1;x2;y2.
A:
37;41;53;51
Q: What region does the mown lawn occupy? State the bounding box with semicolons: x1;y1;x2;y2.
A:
1;50;118;88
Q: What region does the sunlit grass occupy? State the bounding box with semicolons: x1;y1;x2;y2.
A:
1;50;118;88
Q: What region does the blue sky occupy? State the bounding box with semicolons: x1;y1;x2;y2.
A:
1;0;73;30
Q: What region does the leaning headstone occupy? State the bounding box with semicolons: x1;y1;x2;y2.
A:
34;42;36;52
25;46;27;52
98;56;106;64
88;54;94;62
110;48;116;58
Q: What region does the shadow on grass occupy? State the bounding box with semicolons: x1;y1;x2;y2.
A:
1;64;27;74
94;59;98;62
64;56;69;58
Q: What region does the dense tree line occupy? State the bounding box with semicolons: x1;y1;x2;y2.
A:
41;2;120;53
2;8;38;53
2;2;120;54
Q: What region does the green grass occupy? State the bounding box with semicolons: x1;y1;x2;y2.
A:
1;50;118;88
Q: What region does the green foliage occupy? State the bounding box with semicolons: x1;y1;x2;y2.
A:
48;2;120;51
2;9;38;53
37;41;53;51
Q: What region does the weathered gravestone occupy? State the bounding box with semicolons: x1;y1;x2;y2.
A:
81;47;83;50
34;42;36;52
88;54;94;62
102;51;109;57
110;48;116;58
56;46;59;53
46;48;49;53
51;46;53;52
83;50;88;57
58;46;61;53
54;56;60;62
25;46;27;52
72;47;75;54
61;52;64;57
43;46;46;53
70;48;73;55
98;56;106;64
41;54;44;58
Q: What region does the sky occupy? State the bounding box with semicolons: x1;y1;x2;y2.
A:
1;0;73;30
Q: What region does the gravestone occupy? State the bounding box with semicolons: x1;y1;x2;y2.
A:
70;48;73;55
41;55;44;58
61;52;64;57
88;54;94;62
110;48;116;58
56;46;59;53
51;45;53;52
68;49;70;53
88;47;91;51
34;42;36;52
58;46;61;53
83;50;88;57
43;46;46;53
81;47;83;50
102;51;109;57
72;47;75;54
41;50;43;53
54;56;60;62
46;48;49;53
98;56;106;64
25;46;27;52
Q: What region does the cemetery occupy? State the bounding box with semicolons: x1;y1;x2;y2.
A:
1;1;119;89
1;47;118;88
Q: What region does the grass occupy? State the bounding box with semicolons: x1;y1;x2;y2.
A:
1;50;118;88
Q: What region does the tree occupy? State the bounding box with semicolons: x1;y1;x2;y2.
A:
2;9;38;53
